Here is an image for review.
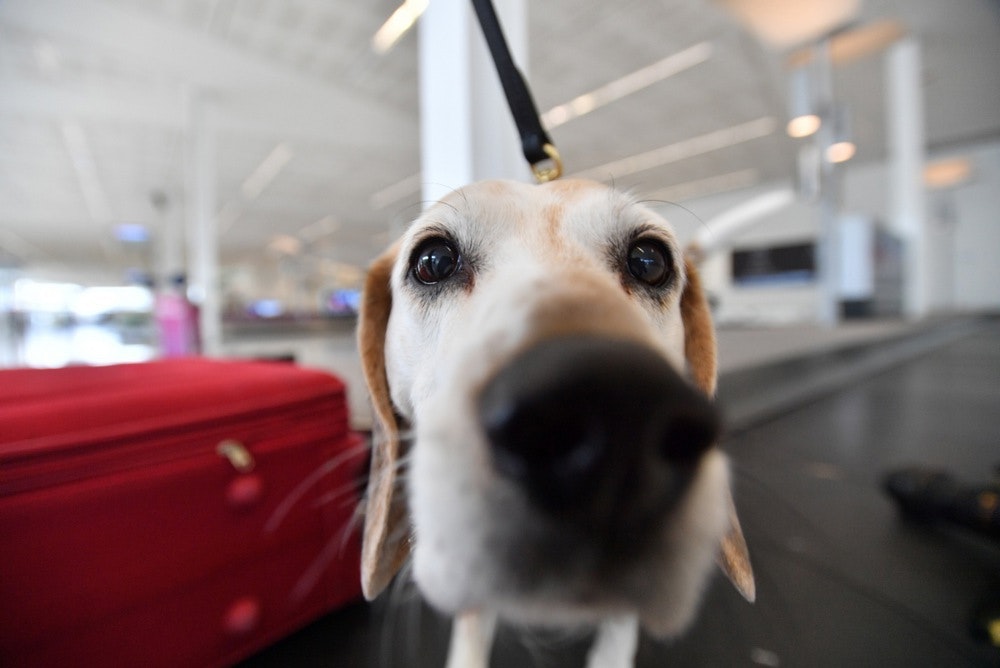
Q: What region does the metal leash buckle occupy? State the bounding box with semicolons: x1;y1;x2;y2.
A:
531;143;563;183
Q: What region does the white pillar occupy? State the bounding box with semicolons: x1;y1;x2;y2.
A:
814;40;840;327
153;190;183;286
419;0;530;205
886;38;928;319
185;91;222;355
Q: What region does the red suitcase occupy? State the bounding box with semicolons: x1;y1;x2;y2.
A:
0;359;366;667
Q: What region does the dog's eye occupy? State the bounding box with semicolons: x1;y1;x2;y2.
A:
413;238;460;285
627;239;674;287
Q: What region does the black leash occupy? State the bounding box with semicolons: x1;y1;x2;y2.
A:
470;0;562;182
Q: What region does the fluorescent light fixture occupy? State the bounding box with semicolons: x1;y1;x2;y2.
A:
370;172;423;210
541;41;713;130
251;299;284;319
573;117;777;181
217;201;242;234
115;223;150;244
825;141;855;164
786;67;820;138
60;121;113;222
924;157;973;189
241;142;293;201
372;0;429;55
267;235;302;255
646;168;760;204
824;105;855;163
299;215;340;242
787;114;821;138
368;43;714;208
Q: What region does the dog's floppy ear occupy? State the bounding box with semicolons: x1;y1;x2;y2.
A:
681;255;756;603
357;243;411;600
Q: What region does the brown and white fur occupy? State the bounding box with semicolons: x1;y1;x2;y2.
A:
357;179;754;668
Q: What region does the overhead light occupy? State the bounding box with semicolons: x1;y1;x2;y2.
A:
713;0;861;49
115;223;150;244
217;201;242;234
826;141;855;164
786;67;820;138
367;42;714;208
572;117;777;181
788;114;821;139
267;235;302;256
299;215;340;242
646;169;760;203
370;173;423;210
541;41;714;129
372;0;429;55
241;142;293;201
824;105;855;163
924;157;973;189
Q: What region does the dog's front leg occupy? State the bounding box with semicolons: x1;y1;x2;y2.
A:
446;610;497;668
586;614;639;668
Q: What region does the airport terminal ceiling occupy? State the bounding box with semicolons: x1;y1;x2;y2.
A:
0;0;998;276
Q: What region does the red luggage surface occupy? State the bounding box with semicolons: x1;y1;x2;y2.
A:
0;359;366;667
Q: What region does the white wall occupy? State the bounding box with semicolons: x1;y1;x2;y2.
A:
844;139;1000;312
657;184;821;325
949;142;1000;310
662;139;1000;324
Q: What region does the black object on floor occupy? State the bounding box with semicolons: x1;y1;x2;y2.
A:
240;318;1000;667
883;466;1000;538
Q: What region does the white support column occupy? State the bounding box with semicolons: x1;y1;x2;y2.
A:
419;0;530;206
813;39;840;327
153;189;182;286
886;38;928;319
185;91;222;356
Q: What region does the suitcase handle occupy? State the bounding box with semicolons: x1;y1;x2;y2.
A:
217;440;256;473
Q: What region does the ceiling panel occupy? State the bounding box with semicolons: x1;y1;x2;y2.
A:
0;0;997;282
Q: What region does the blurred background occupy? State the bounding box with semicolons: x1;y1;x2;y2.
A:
1;0;998;425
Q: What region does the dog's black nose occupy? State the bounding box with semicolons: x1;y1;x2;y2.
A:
478;336;720;524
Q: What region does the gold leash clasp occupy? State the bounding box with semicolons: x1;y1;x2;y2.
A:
531;143;563;183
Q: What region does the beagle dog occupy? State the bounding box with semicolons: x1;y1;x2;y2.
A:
357;179;754;668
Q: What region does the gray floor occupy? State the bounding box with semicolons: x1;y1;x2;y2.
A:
240;316;1000;667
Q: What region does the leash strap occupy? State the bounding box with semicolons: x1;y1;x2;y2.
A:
470;0;562;182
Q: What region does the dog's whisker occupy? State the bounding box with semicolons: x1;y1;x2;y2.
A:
384;520;416;551
367;428;416;451
311;483;358;511
264;444;366;535
336;503;366;555
404;564;426;668
378;561;422;667
636;196;714;245
360;455;412;501
289;524;354;603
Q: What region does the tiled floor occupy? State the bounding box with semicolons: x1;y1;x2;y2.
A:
240;318;1000;666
